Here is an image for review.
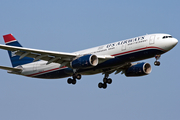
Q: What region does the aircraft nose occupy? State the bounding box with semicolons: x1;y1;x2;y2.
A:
168;38;178;50
170;38;178;48
172;38;178;46
164;38;178;51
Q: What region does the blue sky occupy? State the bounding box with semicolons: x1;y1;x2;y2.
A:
0;0;180;120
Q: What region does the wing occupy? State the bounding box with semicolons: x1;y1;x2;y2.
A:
102;62;132;75
0;44;114;67
0;65;22;72
0;44;78;67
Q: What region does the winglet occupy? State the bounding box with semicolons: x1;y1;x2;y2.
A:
3;34;16;44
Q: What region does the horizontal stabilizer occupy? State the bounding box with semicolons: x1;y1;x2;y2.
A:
0;65;22;72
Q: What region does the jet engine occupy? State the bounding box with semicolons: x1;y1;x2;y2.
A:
125;62;152;77
71;54;98;69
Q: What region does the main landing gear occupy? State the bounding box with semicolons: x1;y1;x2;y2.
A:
67;73;112;89
154;55;161;66
98;74;112;89
67;73;81;85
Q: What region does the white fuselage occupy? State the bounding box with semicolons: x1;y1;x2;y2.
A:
18;33;178;78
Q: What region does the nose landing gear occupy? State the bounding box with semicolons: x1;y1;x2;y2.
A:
154;55;161;66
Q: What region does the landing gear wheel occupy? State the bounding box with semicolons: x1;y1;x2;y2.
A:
72;73;82;80
76;74;81;80
103;78;112;84
107;78;112;84
154;55;161;66
67;73;81;85
72;79;76;85
98;82;103;88
98;82;107;89
67;78;72;84
67;78;76;84
102;83;107;89
154;61;160;66
99;73;112;89
103;78;108;83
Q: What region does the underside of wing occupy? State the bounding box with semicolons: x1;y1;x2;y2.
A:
102;62;132;75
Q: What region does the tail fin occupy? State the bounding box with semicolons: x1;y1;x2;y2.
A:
3;34;34;67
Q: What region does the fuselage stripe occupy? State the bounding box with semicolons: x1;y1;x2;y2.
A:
112;46;166;57
27;66;67;77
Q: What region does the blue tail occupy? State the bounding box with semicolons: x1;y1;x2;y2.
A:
3;34;34;67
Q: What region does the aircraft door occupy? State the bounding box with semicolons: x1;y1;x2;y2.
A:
121;43;126;51
149;35;155;45
33;62;37;71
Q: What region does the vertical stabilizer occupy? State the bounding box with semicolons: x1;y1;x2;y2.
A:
3;34;34;67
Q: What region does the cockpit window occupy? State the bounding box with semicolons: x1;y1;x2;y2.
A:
163;36;172;39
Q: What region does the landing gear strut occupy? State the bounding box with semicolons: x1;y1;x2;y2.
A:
98;74;112;89
154;55;161;66
67;73;81;85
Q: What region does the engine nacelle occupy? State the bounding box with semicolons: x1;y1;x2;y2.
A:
125;62;152;77
71;54;98;69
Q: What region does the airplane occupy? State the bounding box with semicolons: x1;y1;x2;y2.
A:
0;33;178;89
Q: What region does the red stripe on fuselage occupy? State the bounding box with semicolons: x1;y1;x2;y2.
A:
27;66;67;77
112;46;166;56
